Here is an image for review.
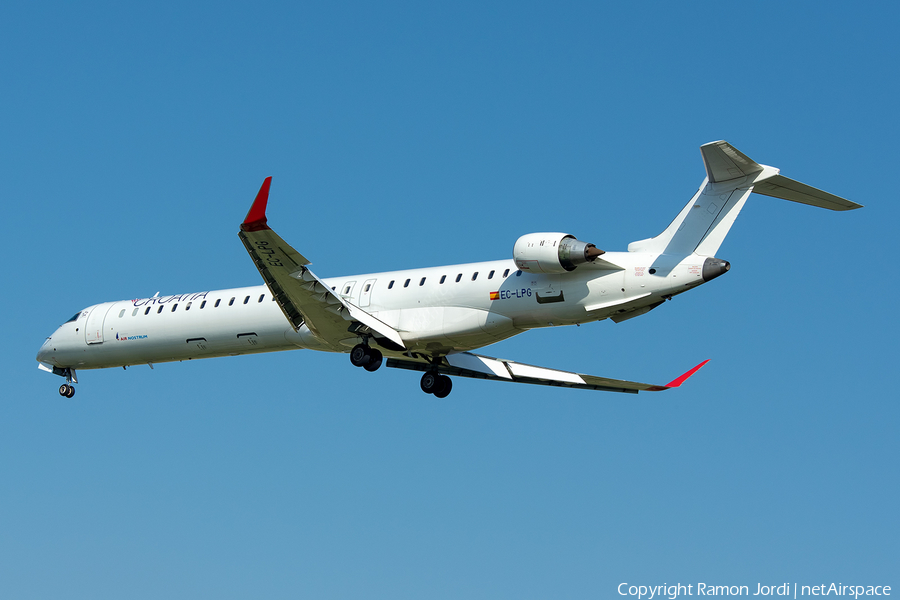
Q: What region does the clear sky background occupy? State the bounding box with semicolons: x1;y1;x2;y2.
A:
2;2;897;598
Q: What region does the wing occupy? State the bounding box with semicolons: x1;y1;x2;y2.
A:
237;178;405;351
387;351;709;394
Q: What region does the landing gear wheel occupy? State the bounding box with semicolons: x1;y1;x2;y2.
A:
433;375;452;398
350;344;371;367
420;371;439;394
59;384;75;398
363;349;383;372
421;372;452;397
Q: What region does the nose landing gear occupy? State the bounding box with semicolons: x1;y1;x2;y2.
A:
50;367;77;397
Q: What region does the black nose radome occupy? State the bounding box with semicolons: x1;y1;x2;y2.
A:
702;257;731;282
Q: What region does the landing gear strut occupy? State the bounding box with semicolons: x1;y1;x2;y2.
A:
420;371;452;398
55;367;77;398
350;343;383;372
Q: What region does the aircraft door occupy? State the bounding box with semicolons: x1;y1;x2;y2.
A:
84;303;113;344
339;281;357;301
360;279;376;307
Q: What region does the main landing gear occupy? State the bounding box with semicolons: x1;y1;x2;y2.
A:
350;344;454;397
420;371;452;398
59;384;75;398
350;343;383;372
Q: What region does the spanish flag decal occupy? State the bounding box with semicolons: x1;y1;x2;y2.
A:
489;291;500;300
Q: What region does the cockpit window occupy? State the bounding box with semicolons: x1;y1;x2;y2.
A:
65;312;80;323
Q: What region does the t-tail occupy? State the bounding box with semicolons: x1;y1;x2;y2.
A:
628;141;862;257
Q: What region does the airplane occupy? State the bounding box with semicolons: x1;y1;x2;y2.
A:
36;141;861;398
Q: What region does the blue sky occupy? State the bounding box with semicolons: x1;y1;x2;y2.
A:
2;2;897;598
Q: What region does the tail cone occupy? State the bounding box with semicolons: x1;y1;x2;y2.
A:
702;257;730;282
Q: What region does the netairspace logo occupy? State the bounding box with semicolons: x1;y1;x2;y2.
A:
618;583;892;599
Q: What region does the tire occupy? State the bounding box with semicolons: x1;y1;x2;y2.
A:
363;349;383;372
66;386;76;398
420;372;439;394
59;384;69;397
433;375;452;398
350;344;371;367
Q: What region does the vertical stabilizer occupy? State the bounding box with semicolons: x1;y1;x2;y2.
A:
627;179;755;257
700;141;763;182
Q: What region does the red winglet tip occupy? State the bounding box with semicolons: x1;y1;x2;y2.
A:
241;177;272;232
664;359;710;388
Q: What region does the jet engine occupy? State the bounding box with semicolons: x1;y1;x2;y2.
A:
512;232;605;274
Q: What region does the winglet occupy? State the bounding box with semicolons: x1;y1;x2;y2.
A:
241;177;273;232
663;359;710;388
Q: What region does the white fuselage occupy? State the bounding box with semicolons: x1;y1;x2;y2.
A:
37;251;710;371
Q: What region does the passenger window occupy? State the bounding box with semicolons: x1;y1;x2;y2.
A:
419;277;426;286
229;298;235;306
515;270;522;277
172;304;178;312
244;296;250;304
185;302;192;311
388;280;394;289
215;299;221;308
440;275;446;284
200;301;207;309
455;274;462;283
118;309;125;318
258;295;265;302
158;306;164;314
472;272;478;281
145;307;151;315
488;270;495;279
404;279;410;288
132;308;138;316
503;269;510;277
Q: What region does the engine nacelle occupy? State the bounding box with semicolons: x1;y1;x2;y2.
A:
512;232;604;274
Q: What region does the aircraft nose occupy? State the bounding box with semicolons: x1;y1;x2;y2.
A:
701;257;731;282
36;340;49;362
36;336;54;362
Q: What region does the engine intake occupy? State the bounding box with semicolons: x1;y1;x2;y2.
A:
513;232;604;274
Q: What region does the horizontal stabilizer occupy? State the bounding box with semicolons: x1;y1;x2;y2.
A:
752;174;862;211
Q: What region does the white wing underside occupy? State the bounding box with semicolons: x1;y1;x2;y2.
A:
386;352;708;394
